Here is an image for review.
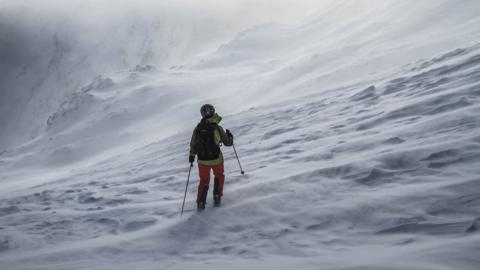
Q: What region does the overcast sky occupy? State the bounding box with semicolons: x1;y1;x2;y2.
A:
1;0;328;23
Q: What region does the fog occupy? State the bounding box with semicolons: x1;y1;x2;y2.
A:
0;0;329;150
1;0;326;23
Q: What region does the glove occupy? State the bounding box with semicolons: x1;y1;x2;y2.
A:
226;129;233;139
189;155;195;164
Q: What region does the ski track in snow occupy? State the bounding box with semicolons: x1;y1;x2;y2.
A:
1;1;480;270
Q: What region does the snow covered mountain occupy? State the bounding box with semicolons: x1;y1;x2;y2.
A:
1;1;480;269
0;0;321;150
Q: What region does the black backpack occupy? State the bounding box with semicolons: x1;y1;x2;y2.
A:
195;119;221;161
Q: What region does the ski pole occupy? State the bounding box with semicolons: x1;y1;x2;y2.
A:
232;144;245;175
181;163;193;216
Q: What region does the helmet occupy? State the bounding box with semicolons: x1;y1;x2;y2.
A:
200;104;215;119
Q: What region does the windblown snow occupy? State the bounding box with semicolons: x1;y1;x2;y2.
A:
1;1;480;269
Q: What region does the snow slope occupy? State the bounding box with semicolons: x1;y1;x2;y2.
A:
0;0;321;150
1;1;480;269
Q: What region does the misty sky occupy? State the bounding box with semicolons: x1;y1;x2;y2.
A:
0;0;331;149
1;0;327;24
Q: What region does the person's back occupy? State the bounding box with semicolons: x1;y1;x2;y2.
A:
189;104;233;210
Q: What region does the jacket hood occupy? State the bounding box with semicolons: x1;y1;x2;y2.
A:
206;113;222;124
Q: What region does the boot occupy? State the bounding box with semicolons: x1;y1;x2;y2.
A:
197;201;205;211
213;177;221;206
213;194;221;206
197;185;209;211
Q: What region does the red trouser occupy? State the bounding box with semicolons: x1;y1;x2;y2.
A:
197;162;224;203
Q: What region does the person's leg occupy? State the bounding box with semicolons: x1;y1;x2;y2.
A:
212;162;225;199
197;164;211;206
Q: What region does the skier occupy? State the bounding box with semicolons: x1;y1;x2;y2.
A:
189;104;234;210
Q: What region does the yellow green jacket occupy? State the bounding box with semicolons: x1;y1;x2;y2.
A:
190;113;233;166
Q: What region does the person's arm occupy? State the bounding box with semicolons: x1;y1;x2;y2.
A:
189;128;197;159
217;125;233;146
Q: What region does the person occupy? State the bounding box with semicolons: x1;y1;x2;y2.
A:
189;104;234;210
